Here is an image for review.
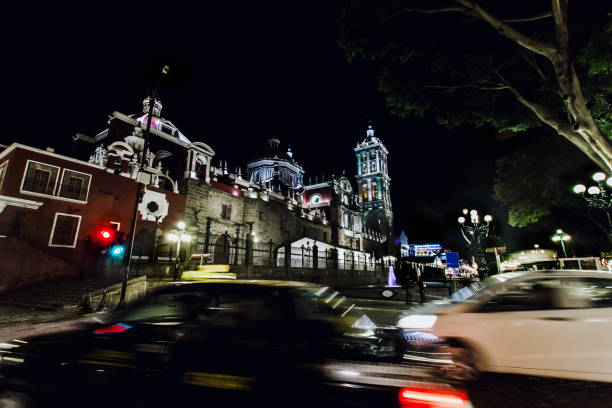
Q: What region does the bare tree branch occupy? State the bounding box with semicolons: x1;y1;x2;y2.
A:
503;12;553;23
455;0;557;57
386;6;475;21
496;73;610;171
424;83;508;93
521;53;550;83
390;7;552;23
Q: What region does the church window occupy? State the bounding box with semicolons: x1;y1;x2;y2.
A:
362;184;368;200
372;186;378;200
221;204;231;220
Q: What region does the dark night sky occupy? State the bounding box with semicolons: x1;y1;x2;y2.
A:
0;1;602;256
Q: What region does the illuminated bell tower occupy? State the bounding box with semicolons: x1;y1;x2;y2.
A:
355;123;393;242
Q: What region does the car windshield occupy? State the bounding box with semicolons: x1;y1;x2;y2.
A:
117;283;342;324
450;273;525;303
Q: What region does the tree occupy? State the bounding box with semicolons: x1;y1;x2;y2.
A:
493;135;612;242
339;0;612;171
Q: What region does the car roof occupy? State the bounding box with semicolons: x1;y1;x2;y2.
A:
168;279;325;290
492;270;612;283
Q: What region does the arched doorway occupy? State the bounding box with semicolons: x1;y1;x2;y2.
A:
213;235;230;264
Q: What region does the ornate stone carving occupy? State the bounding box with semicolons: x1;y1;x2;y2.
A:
138;189;169;222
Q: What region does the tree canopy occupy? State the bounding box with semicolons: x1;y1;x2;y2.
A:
339;0;612;171
493;135;612;241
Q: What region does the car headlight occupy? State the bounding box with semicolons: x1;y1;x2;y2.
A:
397;314;437;330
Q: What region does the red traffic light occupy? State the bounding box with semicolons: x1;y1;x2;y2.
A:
97;227;115;244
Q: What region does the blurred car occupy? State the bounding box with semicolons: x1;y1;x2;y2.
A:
0;280;470;408
397;271;612;383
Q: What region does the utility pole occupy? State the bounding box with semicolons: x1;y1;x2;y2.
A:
118;65;169;310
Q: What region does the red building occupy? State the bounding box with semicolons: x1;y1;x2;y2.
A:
0;143;186;293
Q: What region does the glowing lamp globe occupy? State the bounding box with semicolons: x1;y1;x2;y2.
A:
462;209;469;215
562;235;571;241
470;210;478;216
484;215;493;222
177;221;186;230
573;184;586;194
593;172;606;182
556;229;563;234
588;186;601;195
458;217;465;224
552;236;561;242
607;178;612;188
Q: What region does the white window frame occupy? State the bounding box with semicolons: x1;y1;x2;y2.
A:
49;212;82;248
57;167;92;203
20;159;61;197
110;221;121;231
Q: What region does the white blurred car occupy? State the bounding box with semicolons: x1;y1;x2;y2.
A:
397;271;612;382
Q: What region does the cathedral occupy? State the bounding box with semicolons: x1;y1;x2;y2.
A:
77;98;395;267
0;97;394;292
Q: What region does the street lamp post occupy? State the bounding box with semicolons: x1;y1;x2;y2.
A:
458;209;493;278
573;172;612;239
118;64;169;310
551;229;571;258
167;221;192;280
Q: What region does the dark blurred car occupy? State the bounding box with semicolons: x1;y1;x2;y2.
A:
0;280;470;408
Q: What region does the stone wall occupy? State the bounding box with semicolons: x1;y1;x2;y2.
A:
0;238;77;294
181;180;333;253
230;265;382;287
83;275;149;310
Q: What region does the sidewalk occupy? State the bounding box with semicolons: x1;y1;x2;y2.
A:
0;305;95;342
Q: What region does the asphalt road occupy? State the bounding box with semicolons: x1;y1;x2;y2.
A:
3;297;612;408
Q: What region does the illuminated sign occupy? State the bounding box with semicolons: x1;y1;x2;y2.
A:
409;244;442;257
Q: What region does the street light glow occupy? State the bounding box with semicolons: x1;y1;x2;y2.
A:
167;233;179;242
484;214;492;222
556;229;563;234
588;186;601;195
462;209;468;215
552;235;561;241
470;209;478;216
573;184;586;194
458;216;465;224
593;172;607;182
177;221;186;230
562;235;571;241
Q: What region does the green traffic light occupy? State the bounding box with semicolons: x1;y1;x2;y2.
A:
111;245;125;256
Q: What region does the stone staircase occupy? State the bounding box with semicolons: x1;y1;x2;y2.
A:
0;275;124;310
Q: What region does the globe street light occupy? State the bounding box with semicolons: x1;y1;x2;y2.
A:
167;221;192;280
573;172;612;239
551;229;571;258
458;209;493;278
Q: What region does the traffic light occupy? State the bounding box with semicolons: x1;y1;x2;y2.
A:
110;245;125;257
96;227;115;246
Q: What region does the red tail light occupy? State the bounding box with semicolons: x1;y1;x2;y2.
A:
94;323;132;334
399;386;469;408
